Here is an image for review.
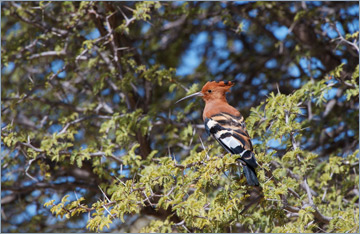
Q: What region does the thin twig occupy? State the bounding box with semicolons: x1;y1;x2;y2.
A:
331;23;359;53
303;178;314;205
25;158;39;182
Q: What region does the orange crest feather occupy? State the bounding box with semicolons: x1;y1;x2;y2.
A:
201;80;236;93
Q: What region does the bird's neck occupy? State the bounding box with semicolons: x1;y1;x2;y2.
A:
202;99;240;121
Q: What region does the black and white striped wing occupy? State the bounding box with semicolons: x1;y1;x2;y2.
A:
204;112;257;169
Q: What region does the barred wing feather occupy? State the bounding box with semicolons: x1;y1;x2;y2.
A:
204;112;259;185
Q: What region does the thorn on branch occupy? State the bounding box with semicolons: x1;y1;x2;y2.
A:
98;185;111;203
102;205;114;217
199;136;210;160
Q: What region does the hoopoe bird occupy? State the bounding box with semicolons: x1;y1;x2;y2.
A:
176;80;259;186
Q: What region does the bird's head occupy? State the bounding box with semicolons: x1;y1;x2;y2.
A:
176;80;236;104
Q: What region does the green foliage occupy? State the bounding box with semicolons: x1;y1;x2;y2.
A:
1;1;358;233
345;65;359;101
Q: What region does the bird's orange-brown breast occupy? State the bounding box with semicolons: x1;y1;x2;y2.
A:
202;99;240;121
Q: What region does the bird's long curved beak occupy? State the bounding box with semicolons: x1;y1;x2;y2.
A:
175;92;204;104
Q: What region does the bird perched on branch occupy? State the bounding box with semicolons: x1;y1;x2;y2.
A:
176;80;259;186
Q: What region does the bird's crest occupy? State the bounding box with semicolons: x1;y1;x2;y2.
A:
201;80;236;93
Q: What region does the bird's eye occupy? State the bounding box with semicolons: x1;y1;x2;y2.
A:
208;90;212;93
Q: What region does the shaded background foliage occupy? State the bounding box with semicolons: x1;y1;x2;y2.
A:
1;1;359;233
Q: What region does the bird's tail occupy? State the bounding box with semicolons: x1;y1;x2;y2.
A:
242;164;259;186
